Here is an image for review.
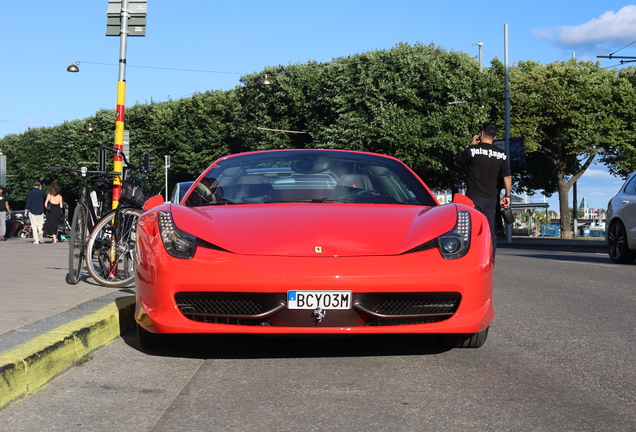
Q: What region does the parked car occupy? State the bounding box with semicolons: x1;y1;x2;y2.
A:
5;210;32;239
135;149;495;350
606;171;636;263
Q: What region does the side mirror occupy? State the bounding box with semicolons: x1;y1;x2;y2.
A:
452;193;475;208
142;194;165;212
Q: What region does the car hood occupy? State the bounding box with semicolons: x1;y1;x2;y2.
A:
170;203;460;257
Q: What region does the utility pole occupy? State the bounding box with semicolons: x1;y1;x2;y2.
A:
112;0;129;209
478;42;483;73
106;0;147;208
504;24;512;243
572;52;578;238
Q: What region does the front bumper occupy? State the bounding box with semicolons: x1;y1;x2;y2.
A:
135;238;494;335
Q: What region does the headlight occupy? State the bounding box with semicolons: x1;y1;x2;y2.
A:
437;210;471;260
158;211;197;259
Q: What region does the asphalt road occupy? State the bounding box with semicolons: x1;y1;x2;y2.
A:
0;247;633;431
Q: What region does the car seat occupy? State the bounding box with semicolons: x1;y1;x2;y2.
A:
234;175;277;203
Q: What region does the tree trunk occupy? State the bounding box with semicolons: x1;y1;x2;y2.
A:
558;178;572;239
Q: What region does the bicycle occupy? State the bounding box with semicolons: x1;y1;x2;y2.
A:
84;146;160;287
50;166;118;285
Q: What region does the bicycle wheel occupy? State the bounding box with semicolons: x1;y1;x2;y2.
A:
85;207;142;287
68;202;89;284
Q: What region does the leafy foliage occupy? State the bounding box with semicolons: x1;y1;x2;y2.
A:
509;60;625;238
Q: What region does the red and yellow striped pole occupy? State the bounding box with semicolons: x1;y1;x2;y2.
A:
110;0;130;278
112;80;126;209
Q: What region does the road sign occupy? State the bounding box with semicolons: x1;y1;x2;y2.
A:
106;0;147;37
107;0;147;14
123;130;130;164
106;24;146;36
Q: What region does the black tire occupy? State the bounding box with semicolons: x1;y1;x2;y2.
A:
68;203;88;285
137;323;169;350
441;326;489;349
18;227;32;238
607;221;636;264
85;207;141;287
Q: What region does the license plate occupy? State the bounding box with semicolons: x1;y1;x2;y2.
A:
287;291;352;310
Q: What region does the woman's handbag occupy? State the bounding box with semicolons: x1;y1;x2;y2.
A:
501;206;514;225
46;202;51;211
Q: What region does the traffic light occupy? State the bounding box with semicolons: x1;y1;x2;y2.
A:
143;154;157;173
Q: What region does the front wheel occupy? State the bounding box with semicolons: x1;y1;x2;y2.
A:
607;221;636;264
68;203;89;285
85;207;142;287
20;227;32;238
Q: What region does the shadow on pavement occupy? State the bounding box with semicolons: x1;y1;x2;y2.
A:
121;329;452;360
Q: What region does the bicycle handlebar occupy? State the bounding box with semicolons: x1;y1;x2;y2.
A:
100;144;132;167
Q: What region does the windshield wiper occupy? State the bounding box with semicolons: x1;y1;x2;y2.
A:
317;198;358;203
200;198;236;206
263;199;316;204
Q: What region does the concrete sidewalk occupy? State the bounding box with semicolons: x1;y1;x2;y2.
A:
0;237;136;409
0;234;608;410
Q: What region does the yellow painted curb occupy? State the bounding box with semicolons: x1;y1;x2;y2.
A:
0;295;135;410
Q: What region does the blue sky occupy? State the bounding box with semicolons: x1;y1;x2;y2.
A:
1;0;635;210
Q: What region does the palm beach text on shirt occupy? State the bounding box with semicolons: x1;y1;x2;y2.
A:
470;148;507;160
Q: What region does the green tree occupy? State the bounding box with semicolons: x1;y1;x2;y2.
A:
510;60;623;239
127;90;236;187
239;43;499;191
2;119;98;202
598;66;636;177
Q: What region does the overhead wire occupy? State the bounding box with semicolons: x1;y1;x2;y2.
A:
75;60;244;75
609;40;636;56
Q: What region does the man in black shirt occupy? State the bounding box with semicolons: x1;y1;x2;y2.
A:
455;122;512;253
25;181;47;244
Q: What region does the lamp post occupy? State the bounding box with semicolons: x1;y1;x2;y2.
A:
504;24;512;243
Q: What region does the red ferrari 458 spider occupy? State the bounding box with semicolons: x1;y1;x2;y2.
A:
135;149;494;349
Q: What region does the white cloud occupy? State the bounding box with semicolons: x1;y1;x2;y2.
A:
533;5;636;53
580;167;619;179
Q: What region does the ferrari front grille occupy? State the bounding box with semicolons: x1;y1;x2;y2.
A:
175;293;285;326
178;298;264;316
353;293;461;326
374;298;459;316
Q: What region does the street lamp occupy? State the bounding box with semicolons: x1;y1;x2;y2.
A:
66;61;79;73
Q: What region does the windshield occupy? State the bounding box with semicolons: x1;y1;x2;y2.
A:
185;150;437;207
